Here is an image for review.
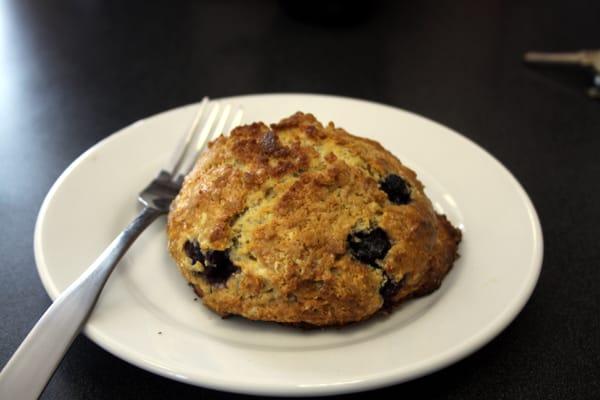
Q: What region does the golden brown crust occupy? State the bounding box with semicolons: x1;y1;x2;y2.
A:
167;112;461;326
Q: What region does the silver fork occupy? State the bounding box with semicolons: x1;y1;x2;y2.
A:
0;97;243;400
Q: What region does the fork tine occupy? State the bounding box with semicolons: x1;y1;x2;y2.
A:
227;106;244;134
169;97;208;174
193;102;220;151
176;102;244;178
173;102;219;177
174;102;221;177
210;104;231;141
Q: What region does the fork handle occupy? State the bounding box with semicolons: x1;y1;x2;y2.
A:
0;206;162;400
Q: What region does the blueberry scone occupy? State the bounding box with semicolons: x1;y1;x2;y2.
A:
167;112;461;327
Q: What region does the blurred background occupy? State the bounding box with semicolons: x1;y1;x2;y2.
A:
1;1;599;399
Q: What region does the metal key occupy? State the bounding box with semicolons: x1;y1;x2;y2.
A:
524;50;600;70
524;50;600;99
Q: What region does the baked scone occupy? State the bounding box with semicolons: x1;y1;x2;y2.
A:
167;112;461;327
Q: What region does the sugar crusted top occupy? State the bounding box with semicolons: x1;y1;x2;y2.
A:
167;112;461;326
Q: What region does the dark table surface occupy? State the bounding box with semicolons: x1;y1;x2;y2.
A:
1;0;599;399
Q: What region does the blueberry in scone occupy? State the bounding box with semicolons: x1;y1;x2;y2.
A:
167;112;462;327
347;228;391;267
380;174;411;204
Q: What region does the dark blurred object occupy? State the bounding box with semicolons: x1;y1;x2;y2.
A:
279;0;375;26
524;50;600;99
589;75;600;99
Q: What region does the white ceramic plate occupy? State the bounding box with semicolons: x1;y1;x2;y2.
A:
34;94;543;396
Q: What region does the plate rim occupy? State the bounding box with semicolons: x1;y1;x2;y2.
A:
33;93;544;396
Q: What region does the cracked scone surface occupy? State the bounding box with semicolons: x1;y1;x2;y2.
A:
167;112;462;327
